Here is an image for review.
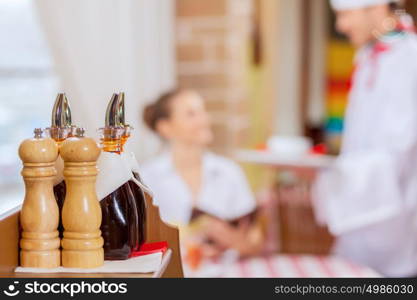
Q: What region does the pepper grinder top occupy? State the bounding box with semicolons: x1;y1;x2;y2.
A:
18;128;58;164
60;128;101;163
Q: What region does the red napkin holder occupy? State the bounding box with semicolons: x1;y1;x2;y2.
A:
130;241;168;258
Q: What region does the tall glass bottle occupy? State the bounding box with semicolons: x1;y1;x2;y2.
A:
117;92;147;248
44;93;76;235
98;94;139;260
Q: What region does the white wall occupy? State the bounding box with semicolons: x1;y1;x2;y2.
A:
273;0;327;135
307;0;327;126
274;0;303;136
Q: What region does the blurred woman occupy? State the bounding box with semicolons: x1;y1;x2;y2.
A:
140;89;263;258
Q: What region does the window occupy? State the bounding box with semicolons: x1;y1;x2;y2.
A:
0;0;58;214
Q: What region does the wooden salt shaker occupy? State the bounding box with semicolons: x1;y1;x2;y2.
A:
18;128;60;268
60;128;104;268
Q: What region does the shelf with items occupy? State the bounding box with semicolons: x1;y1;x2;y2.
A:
0;191;183;278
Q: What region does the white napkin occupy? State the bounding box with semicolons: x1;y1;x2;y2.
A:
15;252;162;274
95;151;153;201
95;151;132;201
120;151;153;197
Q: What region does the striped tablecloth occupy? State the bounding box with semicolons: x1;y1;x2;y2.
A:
184;254;380;278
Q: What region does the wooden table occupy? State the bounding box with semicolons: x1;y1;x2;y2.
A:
236;149;335;255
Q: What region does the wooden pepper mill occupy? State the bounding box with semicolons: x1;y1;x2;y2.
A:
18;128;60;268
60;128;104;268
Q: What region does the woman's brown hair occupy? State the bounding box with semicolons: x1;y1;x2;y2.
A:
143;89;182;132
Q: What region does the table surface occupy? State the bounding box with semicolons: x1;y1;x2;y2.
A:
184;254;380;278
6;272;153;278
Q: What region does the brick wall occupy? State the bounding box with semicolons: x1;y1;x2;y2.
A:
175;0;253;155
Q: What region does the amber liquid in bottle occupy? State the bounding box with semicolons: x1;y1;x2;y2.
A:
50;135;71;238
54;180;66;236
121;130;146;250
100;136;140;260
101;182;139;259
120;130;147;249
129;172;147;248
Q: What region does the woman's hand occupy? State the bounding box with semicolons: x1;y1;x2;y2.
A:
199;242;224;260
203;218;242;249
202;217;262;257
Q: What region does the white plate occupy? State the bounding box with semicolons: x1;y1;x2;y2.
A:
235;150;335;169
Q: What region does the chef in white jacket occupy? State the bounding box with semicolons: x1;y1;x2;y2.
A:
313;0;417;277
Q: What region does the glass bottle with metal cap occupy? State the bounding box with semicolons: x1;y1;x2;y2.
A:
98;93;139;260
44;93;77;236
117;92;147;249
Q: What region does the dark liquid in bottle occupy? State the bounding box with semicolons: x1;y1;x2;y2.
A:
129;171;147;248
100;182;139;260
54;173;145;259
53;180;66;237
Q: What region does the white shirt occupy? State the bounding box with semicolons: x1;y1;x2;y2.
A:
313;29;417;277
139;151;256;225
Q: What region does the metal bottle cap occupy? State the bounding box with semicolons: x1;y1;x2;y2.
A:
104;93;121;127
76;127;85;138
51;93;72;128
118;92;125;126
34;128;43;139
